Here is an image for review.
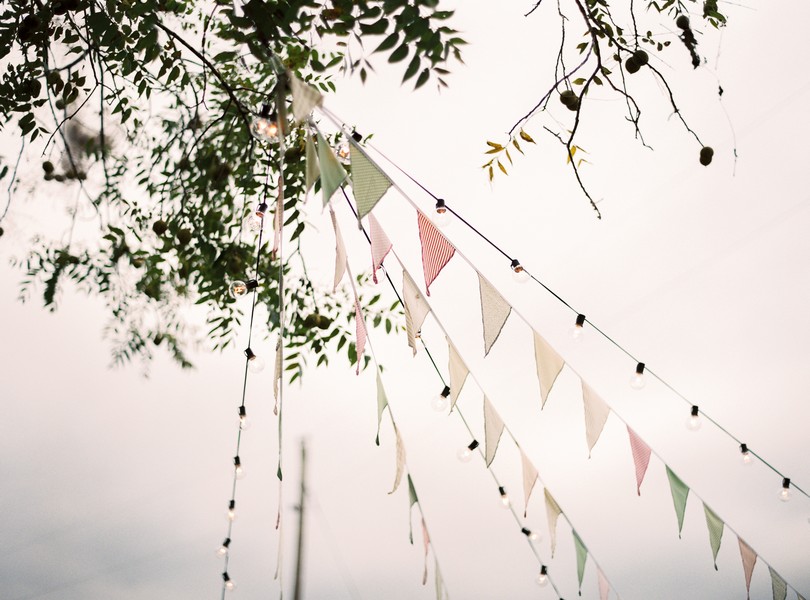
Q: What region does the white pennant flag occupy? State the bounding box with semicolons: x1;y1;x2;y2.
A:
305;134;319;193
375;371;389;446
368;214;392;284
483;396;504;467
521;449;538;517
534;331;565;408
389;426;406;494
403;271;430;356
288;72;323;122
582;381;611;457
447;339;469;409
329;208;347;292
478;273;511;356
545;489;562;558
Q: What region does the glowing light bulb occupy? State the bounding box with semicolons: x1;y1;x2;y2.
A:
216;538;231;558
686;405;702;431
570;314;586;342
229;280;247;298
779;478;792;502
336;140;351;164
433;199;451;227
431;385;451;412
223;572;236;591
510;259;530;283
226;500;237;522
630;362;646;390
499;486;510;509
238;406;250;431
234;456;245;480
457;440;478;463
740;443;752;465
251;104;279;143
243;203;268;233
535;566;549;587
521;527;540;542
245;348;265;373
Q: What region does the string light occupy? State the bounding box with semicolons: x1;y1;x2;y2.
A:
686;405;702;431
740;443;752;465
570;313;586;342
226;500;236;522
498;486;510;509
243;202;268;233
336;140;351;164
234;456;245;479
457;439;479;462
238;406;250;431
629;362;646;390
222;572;236;591
779;478;792;502
244;348;265;373
251;104;279;143
510;259;530;283
433;198;451;227
229;278;258;298
535;565;549;587
216;537;231;558
431;385;451;412
521;527;540;542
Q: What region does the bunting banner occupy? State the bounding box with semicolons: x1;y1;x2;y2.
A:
349;142;393;222
288;72;323;122
316;132;347;207
403;271;430;355
329;208;347;292
545;489;563;557
354;296;367;375
408;475;418;544
305;134;320;193
375;371;389;446
627;426;652;496
666;466;690;538
418;211;455;296
521;449;538;518
447;339;469;409
597;567;610;600
703;503;724;571
421;518;431;586
389;425;406;494
478;273;511;356
369;214;392;284
770;567;787;600
738;537;757;600
582;382;611;457
533;331;565;408
573;530;588;594
483;396;505;467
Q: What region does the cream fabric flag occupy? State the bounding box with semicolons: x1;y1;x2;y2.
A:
403;271;430;356
582;382;611;457
483;396;505;467
407;475;418;544
597;567;610;600
738;537;757;600
388;425;406;494
478;273;511;356
350;142;392;222
368;214;392;284
770;567;787;600
288;72;323;122
421;519;431;586
317;132;347;207
272;338;283;415
375;371;389;446
520;449;538;517
534;331;565;408
305;134;320;193
329;208;347;292
545;489;563;557
627;425;652;495
703;503;725;571
447;339;469;409
434;557;445;600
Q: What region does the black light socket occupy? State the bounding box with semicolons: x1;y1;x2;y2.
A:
783;477;791;489
498;486;507;497
440;385;450;398
521;527;532;537
740;443;749;454
244;347;255;360
575;314;586;327
351;130;363;142
690;405;699;417
239;406;247;418
636;362;645;375
259;104;271;118
435;198;446;212
246;279;259;291
467;440;480;451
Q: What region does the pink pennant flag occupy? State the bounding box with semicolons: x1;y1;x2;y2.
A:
369;214;392;284
738;537;757;600
597;567;610;600
627;425;652;495
418;211;455;296
421;518;431;586
354;295;367;375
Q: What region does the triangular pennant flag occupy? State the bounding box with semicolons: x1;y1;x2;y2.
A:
597;567;610;600
703;503;725;571
534;331;565;408
738;537;757;600
349;142;392;221
421;518;431;586
770;567;787;600
520;449;538;518
375;371;389;446
627;425;652;495
666;466;690;538
288;72;323;122
329;208;347;292
573;530;588;595
483;396;504;467
545;489;563;558
478;273;511;356
447;339;469;409
368;214;392;284
354;296;367;375
316;132;347;207
403;271;430;356
305;134;320;193
582;382;611;457
407;475;418;544
388;426;406;494
418;211;455;296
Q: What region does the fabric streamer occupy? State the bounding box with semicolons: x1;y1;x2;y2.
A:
305;134;320;193
349;141;393;222
533;331;565;408
478;273;511;356
703;503;725;570
402;271;430;355
627;425;652;495
582;382;611;457
368;214;392;284
447;339;469;409
353;295;367;375
316;132;347;207
545;489;563;557
329;208;347;292
375;371;389;446
483;396;504;467
271;176;283;259
666;466;690;538
388;425;406;494
407;475;418;544
418;211;455;295
520;449;538;518
770;567;787;600
573;530;588;595
421;519;430;585
288;72;323;122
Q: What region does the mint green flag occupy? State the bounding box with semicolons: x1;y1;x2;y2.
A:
349;142;392;222
703;503;724;570
375;372;389;446
407;475;418;544
769;567;787;600
316;132;347;207
305;134;320;193
666;466;690;538
573;530;588;594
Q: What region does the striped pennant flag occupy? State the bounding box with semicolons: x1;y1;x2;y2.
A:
770;567;787;600
703;503;724;570
354;295;367;375
627;425;652;495
738;537;757;600
368;214;392;284
418;211;455;296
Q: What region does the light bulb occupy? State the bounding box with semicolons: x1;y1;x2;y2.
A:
251;104;279;143
510;259;530;283
229;280;248;298
686;406;702;431
223;572;236;591
216;538;231;557
238;406;250;431
570;314;586;342
499;486;510;509
226;500;236;522
535;566;549;587
433;199;451;227
336;140;351;164
630;362;646;390
457;440;478;463
245;348;265;373
243;212;263;232
740;443;752;465
521;527;540;542
779;478;792;502
234;456;245;480
431;385;451;412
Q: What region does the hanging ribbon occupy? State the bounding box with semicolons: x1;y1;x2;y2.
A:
353;295;367;375
329;207;347;292
388;425;406;494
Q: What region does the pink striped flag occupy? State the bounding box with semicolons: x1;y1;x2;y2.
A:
354;295;367;375
627;425;652;495
418;211;455;296
369;214;392;284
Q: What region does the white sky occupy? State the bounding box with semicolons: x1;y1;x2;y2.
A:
2;1;810;600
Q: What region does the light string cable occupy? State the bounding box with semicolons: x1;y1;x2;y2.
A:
318;104;809;502
339;245;452;598
337;185;608;598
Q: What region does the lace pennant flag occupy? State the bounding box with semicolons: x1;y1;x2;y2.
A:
545;489;563;558
403;271;430;355
582;382;611;457
666;466;690;538
483;396;505;467
375;371;389;446
305;134;320;193
627;425;652;495
738;537;757;600
368;214;392;284
770;567;787;600
350;142;392;222
329;208;347;292
597;567;610;600
354;295;367;375
703;503;725;571
418;212;455;296
288;72;323;122
521;449;538;518
573;530;588;594
388;425;406;494
534;331;565;408
316;132;347;207
447;339;469;409
478;273;511;356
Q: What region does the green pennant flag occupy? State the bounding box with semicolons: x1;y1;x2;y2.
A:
666;466;690;538
573;530;588;595
316;132;347;207
769;567;787;600
703;503;724;570
349;142;392;222
407;475;418;544
305;134;320;193
375;372;389;446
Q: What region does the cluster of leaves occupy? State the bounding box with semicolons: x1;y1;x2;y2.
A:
0;0;462;373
